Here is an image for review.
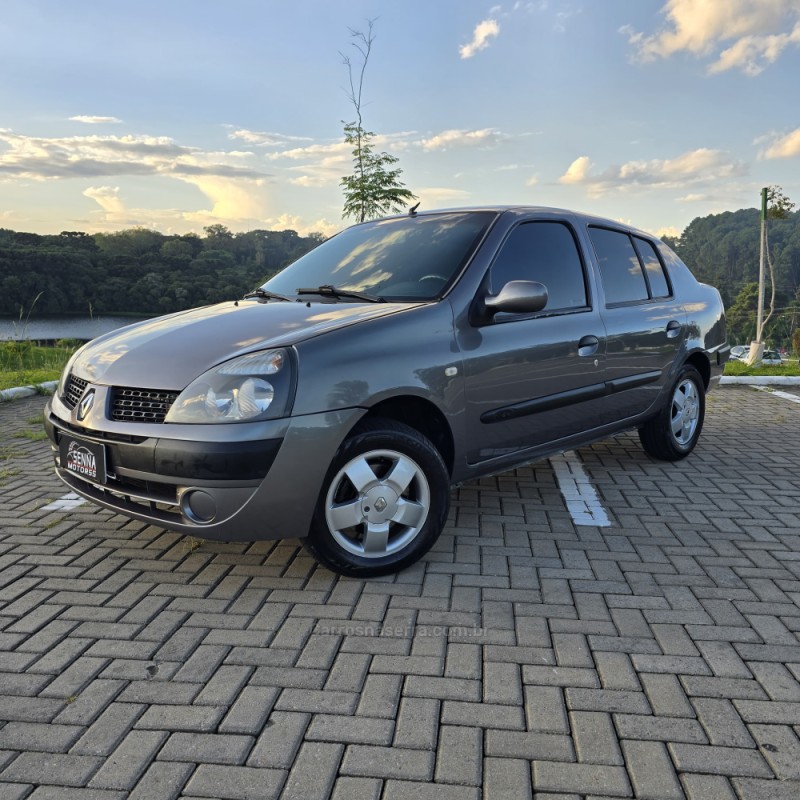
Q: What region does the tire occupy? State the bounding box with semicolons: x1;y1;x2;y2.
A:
638;364;705;461
305;418;450;577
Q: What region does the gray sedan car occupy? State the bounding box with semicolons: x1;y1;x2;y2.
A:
45;207;728;575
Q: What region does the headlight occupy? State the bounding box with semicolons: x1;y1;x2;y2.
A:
165;349;294;424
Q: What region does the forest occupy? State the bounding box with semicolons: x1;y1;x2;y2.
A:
1;207;799;348
0;224;324;318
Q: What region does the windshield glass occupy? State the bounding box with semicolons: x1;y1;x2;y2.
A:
263;211;497;301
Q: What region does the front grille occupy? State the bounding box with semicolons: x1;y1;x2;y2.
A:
63;373;88;409
59;419;148;444
111;387;179;423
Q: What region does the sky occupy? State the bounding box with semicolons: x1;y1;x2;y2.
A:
1;0;799;240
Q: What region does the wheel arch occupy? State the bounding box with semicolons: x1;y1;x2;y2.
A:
684;350;711;390
353;395;456;479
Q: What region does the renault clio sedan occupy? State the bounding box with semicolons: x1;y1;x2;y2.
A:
45;207;728;576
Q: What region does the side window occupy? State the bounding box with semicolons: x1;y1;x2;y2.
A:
633;237;671;298
589;227;649;305
489;222;588;311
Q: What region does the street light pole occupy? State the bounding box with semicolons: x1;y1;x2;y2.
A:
747;187;768;365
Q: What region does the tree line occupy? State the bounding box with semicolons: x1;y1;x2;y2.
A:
0;224;324;318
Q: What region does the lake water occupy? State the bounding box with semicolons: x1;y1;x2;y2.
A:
0;315;153;342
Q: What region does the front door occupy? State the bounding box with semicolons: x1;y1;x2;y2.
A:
457;219;609;465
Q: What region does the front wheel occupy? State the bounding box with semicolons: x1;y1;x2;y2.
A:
638;364;705;461
305;418;450;577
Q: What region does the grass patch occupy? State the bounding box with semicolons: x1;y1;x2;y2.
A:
26;414;43;425
724;359;800;377
183;536;204;554
0;340;77;390
13;429;48;441
0;466;20;484
0;447;24;459
0;369;60;391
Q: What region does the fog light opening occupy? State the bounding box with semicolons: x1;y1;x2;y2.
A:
180;490;217;524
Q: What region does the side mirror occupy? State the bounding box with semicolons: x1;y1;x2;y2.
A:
472;280;548;325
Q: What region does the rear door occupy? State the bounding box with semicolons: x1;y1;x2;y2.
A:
586;226;686;420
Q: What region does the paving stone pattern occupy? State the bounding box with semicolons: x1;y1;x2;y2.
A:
1;387;799;799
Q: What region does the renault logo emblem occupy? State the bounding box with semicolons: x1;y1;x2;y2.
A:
77;390;95;421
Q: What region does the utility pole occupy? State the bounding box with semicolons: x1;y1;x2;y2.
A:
746;187;768;365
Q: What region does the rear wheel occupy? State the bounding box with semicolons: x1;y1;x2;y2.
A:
638;364;705;461
305;418;450;577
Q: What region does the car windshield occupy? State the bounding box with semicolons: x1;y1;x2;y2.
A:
262;211;497;301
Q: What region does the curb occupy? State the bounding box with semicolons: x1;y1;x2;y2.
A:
720;376;800;385
0;380;58;403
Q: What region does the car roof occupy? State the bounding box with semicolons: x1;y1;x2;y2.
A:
376;205;662;242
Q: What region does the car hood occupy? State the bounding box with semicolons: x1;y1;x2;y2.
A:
70;299;422;389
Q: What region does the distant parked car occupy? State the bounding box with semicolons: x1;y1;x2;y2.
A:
44;206;728;576
730;345;748;361
761;350;784;365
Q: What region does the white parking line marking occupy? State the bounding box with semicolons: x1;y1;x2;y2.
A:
750;385;800;404
550;451;611;527
41;492;87;511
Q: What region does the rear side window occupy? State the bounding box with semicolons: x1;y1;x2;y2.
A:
633;237;671;298
490;221;588;312
589;227;649;305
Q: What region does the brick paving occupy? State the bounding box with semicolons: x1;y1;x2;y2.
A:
0;386;799;799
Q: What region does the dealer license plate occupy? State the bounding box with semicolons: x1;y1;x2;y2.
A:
59;434;107;485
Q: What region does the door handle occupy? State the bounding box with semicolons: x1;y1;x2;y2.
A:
666;320;682;339
578;335;599;357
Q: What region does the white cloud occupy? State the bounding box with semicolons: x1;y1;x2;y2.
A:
526;175;539;187
228;128;312;146
459;18;500;59
79;185;337;237
0;129;274;232
266;140;351;162
516;1;548;11
759;127;800;158
559;156;593;184
263;128;510;189
709;24;800;74
83;186;125;214
419;128;505;151
622;0;800;75
554;7;582;33
0;129;266;182
180;175;267;220
69;115;123;124
81;181;272;234
559;148;746;196
269;213;339;237
265;140;352;188
288;175;331;187
0;209;25;223
677;192;710;201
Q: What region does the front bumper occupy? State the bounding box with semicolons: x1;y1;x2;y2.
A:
44;389;365;541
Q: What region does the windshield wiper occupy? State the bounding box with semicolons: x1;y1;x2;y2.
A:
296;285;385;303
243;288;294;303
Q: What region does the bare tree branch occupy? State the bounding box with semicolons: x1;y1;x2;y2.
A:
339;20;416;223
